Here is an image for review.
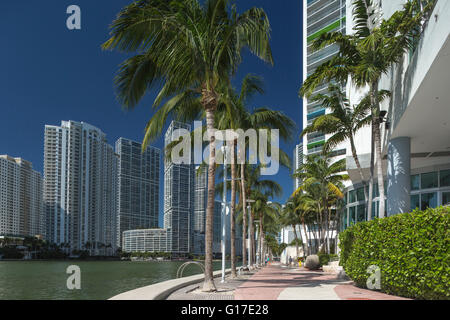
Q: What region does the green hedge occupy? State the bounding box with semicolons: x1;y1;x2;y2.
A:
339;206;449;300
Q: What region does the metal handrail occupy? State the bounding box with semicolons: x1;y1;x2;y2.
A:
176;261;205;279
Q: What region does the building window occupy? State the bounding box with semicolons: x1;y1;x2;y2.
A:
421;172;438;189
348;190;357;203
440;170;450;187
357;204;366;222
371;201;379;219
357;188;365;202
349;206;356;226
342;210;348;230
411;174;420;191
411;194;420;211
421;192;437;210
443;192;450;207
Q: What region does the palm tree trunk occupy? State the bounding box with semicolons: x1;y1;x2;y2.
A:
350;136;368;209
203;106;217;292
367;124;375;221
230;140;237;278
249;210;255;267
292;224;299;261
371;82;386;218
259;213;264;266
301;219;308;258
240;164;248;268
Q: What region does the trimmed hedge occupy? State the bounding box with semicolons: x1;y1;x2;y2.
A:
339;206;449;300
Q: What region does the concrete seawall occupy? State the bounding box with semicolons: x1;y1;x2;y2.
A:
109;268;232;300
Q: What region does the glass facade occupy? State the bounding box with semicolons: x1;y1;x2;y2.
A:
421;172;438;189
341;168;450;231
440;170;450;187
443;192;450;206
421;192;438;210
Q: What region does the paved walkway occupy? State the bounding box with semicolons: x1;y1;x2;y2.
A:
167;271;256;300
166;263;409;300
235;263;410;300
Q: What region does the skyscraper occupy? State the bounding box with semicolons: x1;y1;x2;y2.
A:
115;138;160;247
293;143;303;191
0;155;45;238
163;121;194;255
193;165;207;254
302;0;347;158
193;164;243;256
43;121;118;255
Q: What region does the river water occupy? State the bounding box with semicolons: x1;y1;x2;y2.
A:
0;260;230;300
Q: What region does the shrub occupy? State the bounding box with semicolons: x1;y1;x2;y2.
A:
339;207;449;300
318;253;339;267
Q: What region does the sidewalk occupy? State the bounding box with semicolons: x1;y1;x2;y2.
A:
234;263;410;300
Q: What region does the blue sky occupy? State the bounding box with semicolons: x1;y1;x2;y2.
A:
0;0;303;226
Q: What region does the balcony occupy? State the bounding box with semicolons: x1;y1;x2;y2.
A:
307;108;325;121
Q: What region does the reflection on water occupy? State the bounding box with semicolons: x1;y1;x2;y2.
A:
0;260;229;300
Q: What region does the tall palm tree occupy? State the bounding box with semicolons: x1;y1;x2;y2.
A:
300;0;433;218
293;152;348;253
215;75;294;271
251;191;280;266
103;0;273;292
302;85;390;219
280;201;302;260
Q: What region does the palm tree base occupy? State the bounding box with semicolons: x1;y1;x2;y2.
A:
202;279;217;293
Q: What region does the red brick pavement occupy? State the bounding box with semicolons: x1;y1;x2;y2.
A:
334;284;410;300
234;264;337;300
234;263;411;300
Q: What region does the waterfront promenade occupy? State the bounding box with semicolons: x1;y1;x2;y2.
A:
167;263;410;300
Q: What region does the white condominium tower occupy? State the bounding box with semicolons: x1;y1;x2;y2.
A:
0;155;45;238
163;121;194;255
115;138;160;247
293;143;304;191
43;121;118;255
302;0;347;158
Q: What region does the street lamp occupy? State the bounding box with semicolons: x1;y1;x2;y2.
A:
254;219;260;267
220;144;241;283
220;145;229;283
246;199;255;269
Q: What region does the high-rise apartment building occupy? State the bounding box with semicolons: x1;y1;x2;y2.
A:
302;0;347;158
43;121;118;255
0;155;45;238
193;165;243;256
163;121;195;255
293;143;304;191
115;138;160;247
341;0;450;226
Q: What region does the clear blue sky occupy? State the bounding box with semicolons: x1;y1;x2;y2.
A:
0;0;303;226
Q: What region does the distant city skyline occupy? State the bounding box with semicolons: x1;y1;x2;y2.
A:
0;1;303;210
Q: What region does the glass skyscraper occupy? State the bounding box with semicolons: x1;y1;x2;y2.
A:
115;138;160;248
163;121;195;255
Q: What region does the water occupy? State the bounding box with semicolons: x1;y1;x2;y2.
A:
0;260;231;300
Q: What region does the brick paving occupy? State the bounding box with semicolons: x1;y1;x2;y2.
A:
235;263;411;300
166;263;410;300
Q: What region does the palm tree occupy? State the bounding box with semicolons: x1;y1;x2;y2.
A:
300;0;434;218
301;85;390;219
103;0;273;292
215;74;294;274
238;109;294;269
293;152;348;253
280;201;302;260
251;191;280;266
